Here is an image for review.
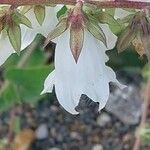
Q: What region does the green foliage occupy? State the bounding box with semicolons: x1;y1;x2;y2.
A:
0;38;54;112
143;64;150;80
141;126;150;146
57;5;67;19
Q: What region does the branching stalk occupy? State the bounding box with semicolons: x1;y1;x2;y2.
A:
133;78;150;150
0;0;150;9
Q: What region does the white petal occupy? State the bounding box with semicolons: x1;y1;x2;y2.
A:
41;70;55;94
21;25;36;50
54;29;121;113
114;8;131;20
76;27;124;111
76;31;110;110
100;24;117;50
42;25;123;114
0;32;14;66
54;30;79;114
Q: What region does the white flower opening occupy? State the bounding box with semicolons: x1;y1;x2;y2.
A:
42;24;124;114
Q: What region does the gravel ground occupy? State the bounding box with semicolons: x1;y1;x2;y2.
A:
0;95;137;150
0;71;149;150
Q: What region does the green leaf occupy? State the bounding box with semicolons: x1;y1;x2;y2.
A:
0;66;54;112
86;20;107;47
6;66;53;100
96;11;122;34
57;5;67;19
13;12;32;28
104;8;115;16
34;5;45;25
7;24;21;55
143;64;150;80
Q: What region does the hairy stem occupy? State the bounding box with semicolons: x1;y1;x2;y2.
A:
133;79;150;150
0;0;150;9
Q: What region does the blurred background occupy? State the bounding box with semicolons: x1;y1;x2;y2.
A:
0;33;150;150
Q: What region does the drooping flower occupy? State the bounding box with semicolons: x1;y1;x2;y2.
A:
42;2;124;114
116;10;150;61
0;5;57;66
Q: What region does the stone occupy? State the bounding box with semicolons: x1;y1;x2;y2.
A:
92;144;103;150
96;113;111;127
105;85;142;125
49;148;61;150
35;124;49;140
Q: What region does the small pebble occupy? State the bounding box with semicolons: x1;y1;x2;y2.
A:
35;124;49;140
97;113;111;127
92;144;103;150
49;148;61;150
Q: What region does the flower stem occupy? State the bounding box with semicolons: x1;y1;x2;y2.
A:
133;79;150;150
0;0;150;9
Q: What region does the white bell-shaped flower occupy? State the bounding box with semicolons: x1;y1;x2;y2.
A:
42;24;124;114
0;6;57;67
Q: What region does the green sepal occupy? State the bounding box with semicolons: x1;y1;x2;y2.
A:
96;11;122;34
7;23;21;55
20;6;32;14
34;5;45;25
44;17;68;47
12;11;32;28
86;20;107;47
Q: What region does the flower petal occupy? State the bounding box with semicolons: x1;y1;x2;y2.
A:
41;70;55;94
114;8;131;20
0;33;14;66
42;25;123;114
100;24;117;50
76;31;110;110
54;30;79;114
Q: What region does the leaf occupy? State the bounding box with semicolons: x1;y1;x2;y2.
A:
13;12;32;28
57;5;67;19
96;11;122;34
7;23;21;55
143;64;150;80
117;28;135;53
5;66;54;101
0;66;54;112
34;5;45;25
70;26;84;62
0;41;51;112
86;20;107;47
104;8;115;16
44;18;68;47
